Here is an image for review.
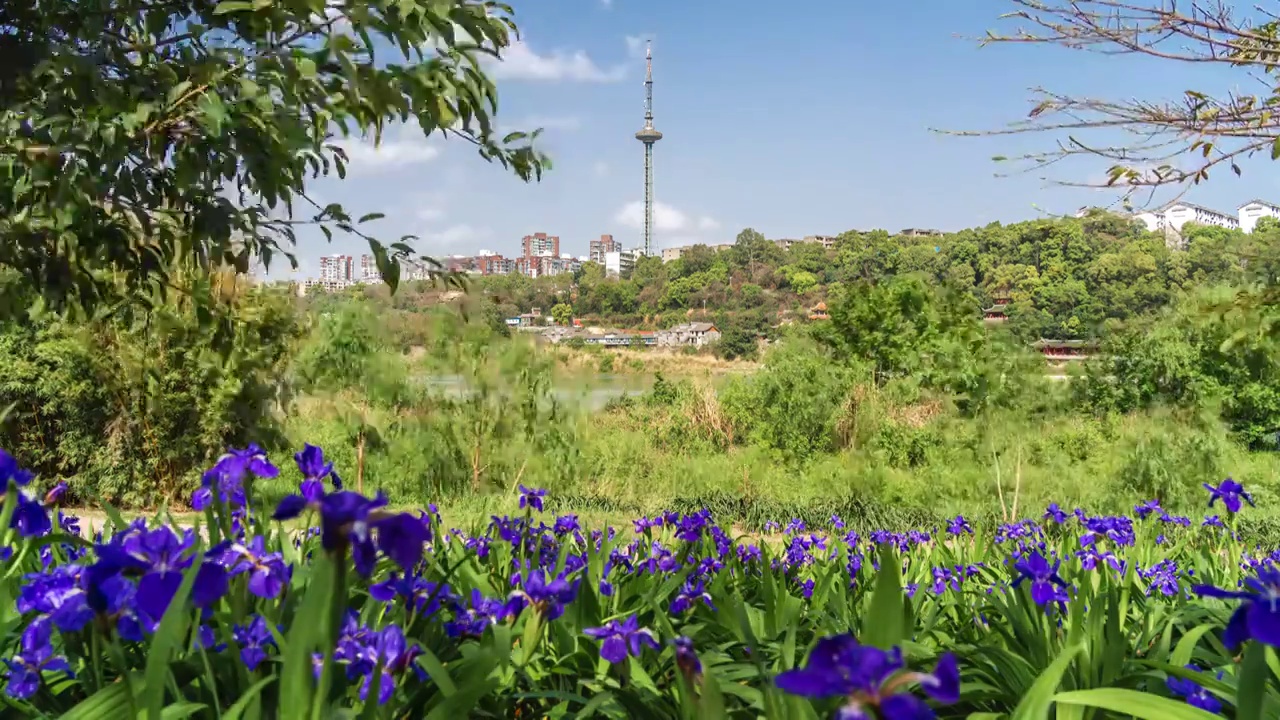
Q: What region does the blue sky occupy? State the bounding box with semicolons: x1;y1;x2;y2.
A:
280;0;1268;278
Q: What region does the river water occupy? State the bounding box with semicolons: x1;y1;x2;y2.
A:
421;373;659;412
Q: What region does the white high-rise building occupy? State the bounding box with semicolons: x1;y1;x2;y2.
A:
1238;199;1280;233
604;249;637;278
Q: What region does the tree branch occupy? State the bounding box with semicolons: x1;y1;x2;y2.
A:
944;0;1280;198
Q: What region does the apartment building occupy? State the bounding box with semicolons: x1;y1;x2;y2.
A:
604;249;637;277
589;234;621;264
1238;199;1280;233
522;232;560;259
319;254;354;283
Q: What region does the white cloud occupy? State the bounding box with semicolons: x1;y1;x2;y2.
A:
593;161;610;177
697;216;720;231
426;224;489;247
332;130;440;173
490;40;626;82
615;200;691;231
416;207;445;222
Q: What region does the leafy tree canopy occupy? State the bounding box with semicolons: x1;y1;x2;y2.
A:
0;0;548;324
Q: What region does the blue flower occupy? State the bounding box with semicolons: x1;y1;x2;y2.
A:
370;573;454;616
87;527;228;621
358;625;426;705
295;444;341;502
774;634;958;718
1043;503;1068;524
193;445;280;511
274;490;429;576
233;615;277;671
1012;551;1070;607
0;448;34;488
583;614;659;664
1166;666;1223;714
1204;478;1254;514
445;589;514;638
10;492;51;538
1133;499;1162;520
220;537;291;599
518;485;547;513
43;482;67;506
4;620;72;699
1194;566;1280;648
947;515;973;536
669;577;715;614
509;569;578;621
674;636;702;681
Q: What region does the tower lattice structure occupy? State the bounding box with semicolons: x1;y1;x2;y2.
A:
634;40;663;258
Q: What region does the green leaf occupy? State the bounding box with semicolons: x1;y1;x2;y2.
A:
1170;623;1216;667
221;675;276;720
861;543;904;650
1011;644;1083;720
1053;688;1222;720
1237;642;1268;720
357;212;385;224
213;0;254;13
160;703;208;719
280;554;334;711
60;680;135;720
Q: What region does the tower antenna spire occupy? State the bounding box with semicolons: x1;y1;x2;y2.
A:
635;39;663;258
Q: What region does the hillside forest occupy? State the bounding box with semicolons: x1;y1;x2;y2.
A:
4;212;1280;540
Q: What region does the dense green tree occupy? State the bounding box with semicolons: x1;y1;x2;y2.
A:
550;303;573;326
0;0;548;327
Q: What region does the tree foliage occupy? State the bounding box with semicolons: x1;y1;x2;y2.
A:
0;0;548;323
484;213;1267;342
0;271;302;506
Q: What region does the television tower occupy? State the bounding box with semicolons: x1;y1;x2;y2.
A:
634;40;662;257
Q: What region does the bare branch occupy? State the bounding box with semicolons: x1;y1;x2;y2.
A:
945;1;1280;200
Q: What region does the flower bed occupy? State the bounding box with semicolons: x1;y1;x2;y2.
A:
0;444;1275;718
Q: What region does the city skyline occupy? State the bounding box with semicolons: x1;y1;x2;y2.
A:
268;0;1279;282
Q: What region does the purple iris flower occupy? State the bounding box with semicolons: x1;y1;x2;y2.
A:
1043;504;1068;524
359;625;427;705
670;577;715;614
43;482;67;506
947;516;973;536
1133;499;1162;520
192;445;280;511
275;489;430;576
1166;666;1223;713
583;614;659;664
10;492;51;538
221;537;291;599
1194;566;1280;648
518;485;547;513
87;527;228;620
1203;478;1254;514
295;443;342;502
1012;551;1070;607
369;573;454;616
233;615;277;671
17;566;92;633
445;589;514;638
3;621;72;699
509;569;579;621
774;634;959;718
0;448;34;488
674;636;702;681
